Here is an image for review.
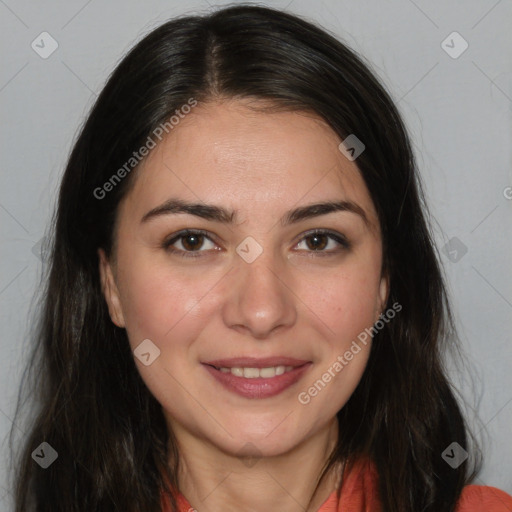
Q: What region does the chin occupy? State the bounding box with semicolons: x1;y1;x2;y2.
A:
212;419;309;460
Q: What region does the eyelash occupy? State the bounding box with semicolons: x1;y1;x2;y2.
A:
162;229;351;259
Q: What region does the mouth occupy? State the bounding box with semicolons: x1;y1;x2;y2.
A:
208;365;296;378
201;357;312;399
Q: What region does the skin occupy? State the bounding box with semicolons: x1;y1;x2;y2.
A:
99;98;388;512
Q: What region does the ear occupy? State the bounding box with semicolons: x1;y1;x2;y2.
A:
98;248;126;328
375;271;390;323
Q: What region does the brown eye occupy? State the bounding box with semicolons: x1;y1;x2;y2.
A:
181;233;204;251
295;230;350;254
304;233;329;251
163;229;218;257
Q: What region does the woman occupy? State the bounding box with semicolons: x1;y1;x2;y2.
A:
10;4;512;512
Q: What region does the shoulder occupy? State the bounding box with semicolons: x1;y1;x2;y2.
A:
338;457;512;512
456;484;512;511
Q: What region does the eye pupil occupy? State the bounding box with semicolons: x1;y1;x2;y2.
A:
306;234;327;251
182;234;203;251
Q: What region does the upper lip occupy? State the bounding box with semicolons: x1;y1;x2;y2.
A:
202;357;311;369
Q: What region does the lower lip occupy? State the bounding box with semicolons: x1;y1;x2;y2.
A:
203;363;312;399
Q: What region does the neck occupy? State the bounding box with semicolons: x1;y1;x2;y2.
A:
172;418;341;512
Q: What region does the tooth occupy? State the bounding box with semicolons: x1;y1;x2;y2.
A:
243;367;260;378
215;365;296;378
259;367;277;378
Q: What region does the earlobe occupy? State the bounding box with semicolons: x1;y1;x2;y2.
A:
98;248;125;328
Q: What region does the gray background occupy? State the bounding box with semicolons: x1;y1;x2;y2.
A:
1;0;511;508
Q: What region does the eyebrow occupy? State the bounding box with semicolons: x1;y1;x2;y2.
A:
140;198;369;227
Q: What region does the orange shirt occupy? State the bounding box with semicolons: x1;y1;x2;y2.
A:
161;457;512;511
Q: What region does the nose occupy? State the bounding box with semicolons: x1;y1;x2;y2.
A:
222;250;297;339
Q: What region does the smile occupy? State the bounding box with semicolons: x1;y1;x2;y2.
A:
202;359;312;399
214;365;294;378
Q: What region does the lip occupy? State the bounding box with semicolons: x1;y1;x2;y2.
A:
202;360;312;399
202;356;310;369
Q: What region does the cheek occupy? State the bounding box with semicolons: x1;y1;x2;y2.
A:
115;255;222;349
292;255;382;424
297;254;383;343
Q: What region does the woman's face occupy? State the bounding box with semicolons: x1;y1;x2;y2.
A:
99;99;388;458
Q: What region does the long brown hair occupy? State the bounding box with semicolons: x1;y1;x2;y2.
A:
10;5;483;511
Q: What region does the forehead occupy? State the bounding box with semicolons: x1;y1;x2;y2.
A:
118;99;379;227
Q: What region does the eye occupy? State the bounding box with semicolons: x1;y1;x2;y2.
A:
294;230;350;254
162;228;350;259
163;229;218;258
